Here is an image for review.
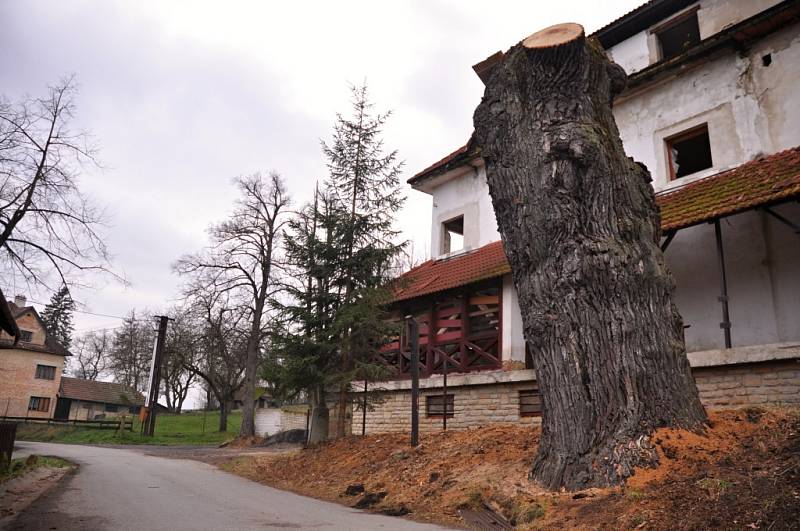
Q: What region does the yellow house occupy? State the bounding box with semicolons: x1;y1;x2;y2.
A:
0;295;70;418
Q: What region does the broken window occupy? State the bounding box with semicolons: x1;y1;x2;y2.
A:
519;388;542;418
19;329;32;342
426;394;454;418
666;124;712;179
655;10;701;61
441;216;464;254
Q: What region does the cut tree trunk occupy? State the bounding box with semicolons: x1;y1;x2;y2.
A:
308;386;329;444
472;23;707;490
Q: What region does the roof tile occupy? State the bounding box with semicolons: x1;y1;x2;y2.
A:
59;377;145;406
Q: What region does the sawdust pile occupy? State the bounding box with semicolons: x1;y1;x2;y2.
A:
226;407;800;529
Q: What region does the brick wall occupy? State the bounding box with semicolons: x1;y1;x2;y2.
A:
0;349;64;418
358;360;800;434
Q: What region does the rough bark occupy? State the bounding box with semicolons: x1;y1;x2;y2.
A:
307;385;329;444
472;23;707;490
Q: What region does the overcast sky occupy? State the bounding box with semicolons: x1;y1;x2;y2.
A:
2;0;642;336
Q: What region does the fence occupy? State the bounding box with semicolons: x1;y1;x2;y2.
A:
0;416;134;431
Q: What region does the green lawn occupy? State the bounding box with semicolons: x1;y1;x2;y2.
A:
15;410;242;446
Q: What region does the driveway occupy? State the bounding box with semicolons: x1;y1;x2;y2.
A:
6;442;452;531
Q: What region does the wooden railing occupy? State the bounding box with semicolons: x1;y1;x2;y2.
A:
379;282;503;378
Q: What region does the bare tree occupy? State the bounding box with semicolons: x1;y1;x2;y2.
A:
0;77;115;290
176;172;290;437
181;283;247;432
69;329;111;380
161;309;199;414
109;310;153;393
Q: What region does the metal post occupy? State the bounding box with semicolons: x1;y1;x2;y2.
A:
442;357;448;431
409;317;420;447
144;316;170;436
361;379;368;436
713;220;732;349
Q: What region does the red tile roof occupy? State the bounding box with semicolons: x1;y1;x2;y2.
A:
395;147;800;302
657;146;800;231
59;377;145;406
393;241;510;302
407;143;475;186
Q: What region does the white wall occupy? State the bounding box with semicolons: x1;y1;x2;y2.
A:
417;7;799;354
428;165;500;258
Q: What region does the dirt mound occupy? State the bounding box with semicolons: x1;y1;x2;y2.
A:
220;435;264;448
225;407;800;529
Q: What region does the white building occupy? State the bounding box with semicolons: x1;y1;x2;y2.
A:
359;0;800;434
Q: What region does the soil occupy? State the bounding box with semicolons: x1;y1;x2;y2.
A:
225;406;800;530
0;463;74;527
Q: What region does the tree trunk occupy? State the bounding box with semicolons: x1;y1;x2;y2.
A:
307;385;329;444
472;23;707;490
218;401;229;433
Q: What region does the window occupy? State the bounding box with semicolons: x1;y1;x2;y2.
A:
655;10;700;61
19;330;33;342
426;394;454;418
441;216;464;254
128;406;140;414
666;124;712;179
28;396;51;412
35;364;56;380
519;389;542;418
105;403;118;413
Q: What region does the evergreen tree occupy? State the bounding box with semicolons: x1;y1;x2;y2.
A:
323;83;405;437
40;285;76;349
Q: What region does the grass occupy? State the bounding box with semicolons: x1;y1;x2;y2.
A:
0;455;73;484
15;410;242;446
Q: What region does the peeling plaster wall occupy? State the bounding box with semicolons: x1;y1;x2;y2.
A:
428;165;499;259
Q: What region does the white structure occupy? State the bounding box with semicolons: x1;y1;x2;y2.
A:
361;0;800;433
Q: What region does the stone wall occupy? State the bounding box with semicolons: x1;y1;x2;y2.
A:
693;360;800;407
358;356;800;434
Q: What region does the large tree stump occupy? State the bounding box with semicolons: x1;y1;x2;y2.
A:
473;24;707;490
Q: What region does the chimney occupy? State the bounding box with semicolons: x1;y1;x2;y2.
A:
14;294;27;307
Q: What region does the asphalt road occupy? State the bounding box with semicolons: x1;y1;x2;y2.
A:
6;442;452;531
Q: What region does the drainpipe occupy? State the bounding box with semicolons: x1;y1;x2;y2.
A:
713;219;732;348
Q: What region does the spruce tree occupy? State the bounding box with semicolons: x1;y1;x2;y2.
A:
40;285;76;349
322;83;405;438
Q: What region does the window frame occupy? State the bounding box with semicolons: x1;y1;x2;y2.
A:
104;403;119;413
441;215;465;255
19;330;33;343
425;394;455;419
519;388;542;418
35;364;57;380
665;123;713;181
28;396;51;412
652;6;701;62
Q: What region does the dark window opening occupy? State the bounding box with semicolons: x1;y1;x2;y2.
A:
426;394;454;418
441;216;464;254
762;54;772;67
105;403;118;413
128;406;140;414
35;364;56;380
656;11;701;61
28;396;51;412
519;389;542;418
667;124;712;179
19;330;33;342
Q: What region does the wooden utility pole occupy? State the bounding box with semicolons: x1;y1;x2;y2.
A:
143;316;170;437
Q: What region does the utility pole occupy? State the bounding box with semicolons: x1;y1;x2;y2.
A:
143;316;170;437
408;316;420;447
